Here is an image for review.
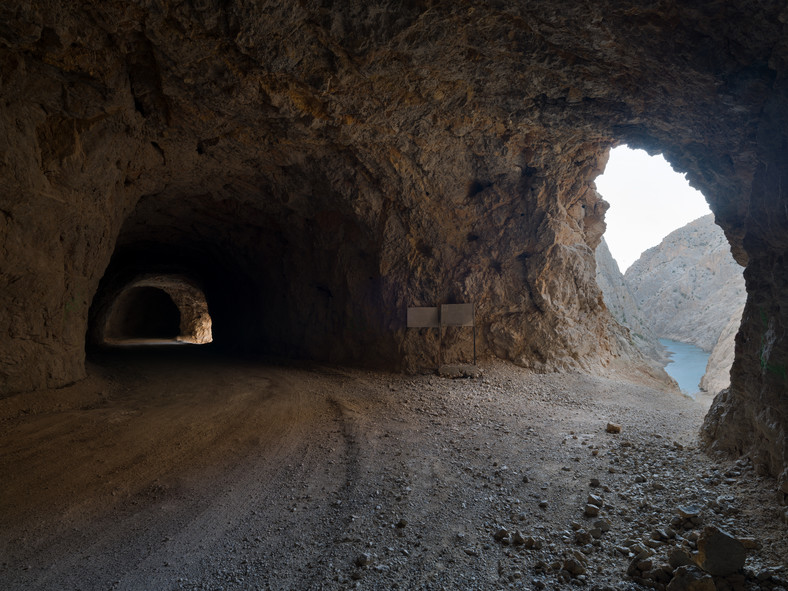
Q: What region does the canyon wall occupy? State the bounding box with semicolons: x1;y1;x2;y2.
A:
595;238;665;365
700;304;745;395
1;2;787;486
625;214;746;352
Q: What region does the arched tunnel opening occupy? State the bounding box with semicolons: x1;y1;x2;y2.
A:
593;145;746;397
94;273;214;347
106;286;182;341
86;186;393;366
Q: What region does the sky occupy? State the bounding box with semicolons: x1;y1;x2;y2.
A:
594;146;711;272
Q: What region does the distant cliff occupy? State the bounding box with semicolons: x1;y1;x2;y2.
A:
595;238;665;363
624;214;745;352
700;304;744;394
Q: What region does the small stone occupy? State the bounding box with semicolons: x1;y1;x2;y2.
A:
666;565;715;591
584;504;600;517
668;547;694;569
524;536;543;550
637;559;654;572
677;504;702;519
563;558;586;576
653;529;670;541
493;527;510;541
587;493;603;507
593;519;611;533
396;518;408;528
539;499;548;509
590;478;600;487
355;553;373;567
738;537;760;550
693;525;746;576
606;423;622;434
575;530;591;544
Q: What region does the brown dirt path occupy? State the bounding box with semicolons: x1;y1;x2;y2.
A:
0;349;785;590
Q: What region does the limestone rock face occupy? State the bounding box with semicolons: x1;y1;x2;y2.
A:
596;238;665;364
625;215;746;352
1;1;788;481
699;304;744;395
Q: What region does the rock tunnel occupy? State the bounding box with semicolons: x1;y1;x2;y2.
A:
1;2;787;490
91;272;213;344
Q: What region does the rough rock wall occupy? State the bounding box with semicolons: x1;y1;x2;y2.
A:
595;238;665;364
700;304;744;395
625;214;746;352
1;1;788;483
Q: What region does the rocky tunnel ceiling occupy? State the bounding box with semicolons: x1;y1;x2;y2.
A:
1;1;787;488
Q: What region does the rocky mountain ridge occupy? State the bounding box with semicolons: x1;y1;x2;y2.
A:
597;214;744;394
624;214;745;353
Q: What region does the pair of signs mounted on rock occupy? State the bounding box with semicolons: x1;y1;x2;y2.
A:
407;303;476;370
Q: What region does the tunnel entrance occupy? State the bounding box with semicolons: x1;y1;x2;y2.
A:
594;146;745;396
107;286;181;341
92;274;214;347
85;187;391;366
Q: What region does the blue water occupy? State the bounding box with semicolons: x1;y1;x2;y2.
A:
659;338;710;396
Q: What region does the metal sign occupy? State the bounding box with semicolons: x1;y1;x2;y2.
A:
406;302;476;370
407;306;440;328
441;303;474;327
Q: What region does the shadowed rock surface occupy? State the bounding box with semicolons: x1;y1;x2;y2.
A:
1;2;788;483
595;237;666;365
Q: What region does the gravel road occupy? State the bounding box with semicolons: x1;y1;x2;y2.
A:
1;348;785;590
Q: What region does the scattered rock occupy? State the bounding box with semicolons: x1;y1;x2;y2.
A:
693;525;746;576
563;558;586;577
606;423;622;434
584;504;600;517
666;565;715;591
677;505;702;519
438;365;483;379
493;527;510;542
668;547;694;569
587;493;603;506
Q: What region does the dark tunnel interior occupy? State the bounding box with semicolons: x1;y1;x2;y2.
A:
106;286;182;340
86;189;394;365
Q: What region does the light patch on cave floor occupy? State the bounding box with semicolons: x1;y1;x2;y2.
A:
596;146;711;272
104;338;202;347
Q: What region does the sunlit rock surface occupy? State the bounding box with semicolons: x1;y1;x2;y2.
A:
625;215;746;352
1;1;788;482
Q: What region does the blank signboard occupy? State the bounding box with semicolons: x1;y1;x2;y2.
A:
441;303;474;327
407;306;440;328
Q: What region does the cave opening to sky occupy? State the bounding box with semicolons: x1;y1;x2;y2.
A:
595;146;712;272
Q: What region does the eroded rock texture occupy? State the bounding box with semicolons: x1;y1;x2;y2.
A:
595;238;665;366
1;2;788;481
625;214;745;353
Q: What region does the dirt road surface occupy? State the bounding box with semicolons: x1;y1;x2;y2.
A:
1;348;786;590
